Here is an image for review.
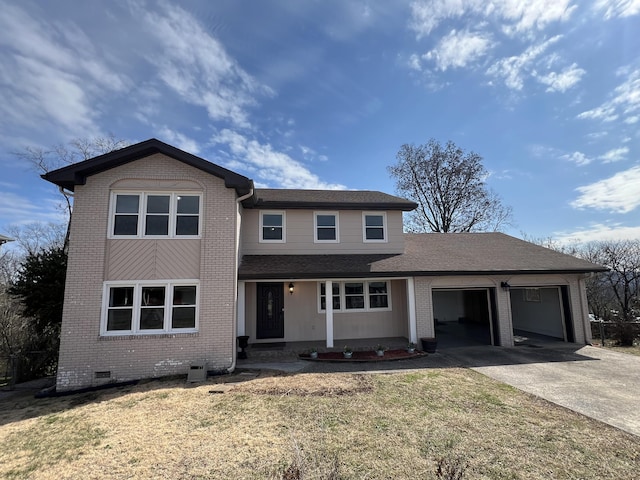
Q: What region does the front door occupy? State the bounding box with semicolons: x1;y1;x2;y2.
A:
256;282;284;339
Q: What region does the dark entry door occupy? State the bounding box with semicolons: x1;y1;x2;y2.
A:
256;283;284;339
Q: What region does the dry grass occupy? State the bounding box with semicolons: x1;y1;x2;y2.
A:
1;369;639;479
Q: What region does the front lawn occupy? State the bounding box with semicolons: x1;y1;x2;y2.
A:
1;369;638;479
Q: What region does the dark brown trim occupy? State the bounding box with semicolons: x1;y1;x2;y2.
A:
42;138;253;195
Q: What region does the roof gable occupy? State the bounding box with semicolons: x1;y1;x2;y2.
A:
42;138;253;195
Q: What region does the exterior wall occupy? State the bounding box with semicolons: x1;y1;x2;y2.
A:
243;279;408;342
57;154;239;391
413;273;590;347
240;209;405;255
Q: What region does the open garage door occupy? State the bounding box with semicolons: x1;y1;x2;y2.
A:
510;287;574;342
432;289;500;347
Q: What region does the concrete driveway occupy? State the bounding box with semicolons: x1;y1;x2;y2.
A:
441;343;640;437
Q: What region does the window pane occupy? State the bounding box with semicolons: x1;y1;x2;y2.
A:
317;228;336;240
366;227;384;240
263;226;282;240
370;295;389;308
263;214;282;227
109;287;134;307
173;286;196;305
320;296;326;310
316;215;335;227
176;216;199;235
115;195;139;213
142;287;165;306
365;215;383;226
114;215;138;235
177;195;199;214
332;296;341;309
145;215;169;235
172;307;196;328
140;308;164;329
107;309;132;330
345;296;365;309
369;282;387;294
147;195;170;213
345;283;364;295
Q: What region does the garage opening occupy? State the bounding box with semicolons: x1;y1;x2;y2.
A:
510;287;574;342
432;289;499;347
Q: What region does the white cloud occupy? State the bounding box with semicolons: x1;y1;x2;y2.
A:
0;190;64;227
138;3;273;129
594;0;640;19
408;54;422;71
212;129;346;190
536;63;586;92
487;35;561;90
0;4;130;140
555;223;640;243
625;115;639;124
157;127;201;155
424;30;493;71
578;67;640;122
599;146;629;163
571;165;640;213
409;0;575;38
561;151;592;166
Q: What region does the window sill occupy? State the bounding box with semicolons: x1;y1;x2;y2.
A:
99;332;199;340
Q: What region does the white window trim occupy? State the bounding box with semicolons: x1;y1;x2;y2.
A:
314;211;339;243
362;211;387;243
101;280;199;336
317;280;392;313
108;191;202;239
259;210;286;243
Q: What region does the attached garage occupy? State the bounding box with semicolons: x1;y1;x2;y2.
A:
432;288;500;346
510;287;574;342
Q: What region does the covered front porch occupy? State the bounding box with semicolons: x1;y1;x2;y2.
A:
237;278;419;348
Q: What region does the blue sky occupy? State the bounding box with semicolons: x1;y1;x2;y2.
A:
1;0;639;243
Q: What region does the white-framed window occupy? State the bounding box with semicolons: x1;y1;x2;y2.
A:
102;281;199;335
109;192;202;238
260;211;285;243
362;212;387;242
317;280;392;313
314;212;339;243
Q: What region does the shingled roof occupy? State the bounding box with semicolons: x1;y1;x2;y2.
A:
42;138;253;195
243;188;417;211
238;233;606;279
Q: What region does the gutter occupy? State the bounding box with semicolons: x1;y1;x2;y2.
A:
228;186;254;374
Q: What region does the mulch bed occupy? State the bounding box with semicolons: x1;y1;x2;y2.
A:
299;349;427;362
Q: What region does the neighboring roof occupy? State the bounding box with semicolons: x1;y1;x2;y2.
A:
0;234;13;244
41;138;253;195
243;188;417;211
238;233;606;279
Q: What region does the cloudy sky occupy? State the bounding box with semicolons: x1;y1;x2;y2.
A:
1;0;639;243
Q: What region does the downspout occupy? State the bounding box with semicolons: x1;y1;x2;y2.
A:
228;187;254;374
59;187;74;253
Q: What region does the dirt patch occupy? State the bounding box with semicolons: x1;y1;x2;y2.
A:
228;372;373;396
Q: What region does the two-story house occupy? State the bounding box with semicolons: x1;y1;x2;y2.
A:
44;139;604;391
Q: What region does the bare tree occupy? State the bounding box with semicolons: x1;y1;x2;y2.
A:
388;139;512;232
14;134;128;249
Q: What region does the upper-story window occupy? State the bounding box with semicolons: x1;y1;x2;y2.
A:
363;212;387;242
110;192;201;238
314;212;339;243
260;211;285;243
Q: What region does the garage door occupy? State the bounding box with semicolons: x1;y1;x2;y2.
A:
510;287;573;341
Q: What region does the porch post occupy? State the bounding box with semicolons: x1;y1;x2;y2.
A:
237;281;246;336
325;280;334;348
407;277;417;343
